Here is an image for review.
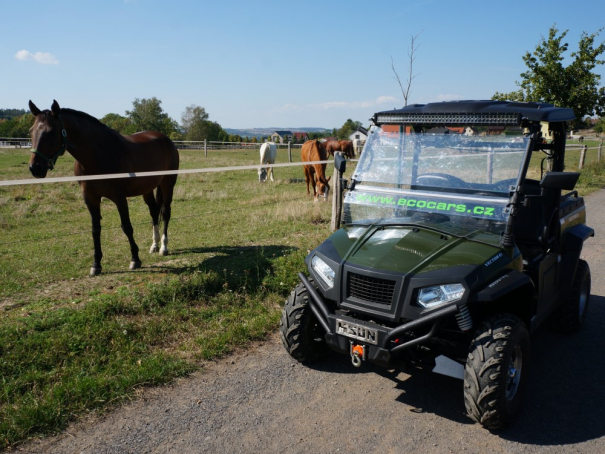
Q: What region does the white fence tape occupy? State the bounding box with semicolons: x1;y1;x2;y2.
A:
0;160;332;187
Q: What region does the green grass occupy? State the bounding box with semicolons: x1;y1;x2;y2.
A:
1;141;604;448
0;146;333;447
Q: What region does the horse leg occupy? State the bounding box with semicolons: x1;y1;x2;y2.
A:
115;198;141;270
84;194;103;276
269;163;274;182
143;191;161;253
159;177;176;256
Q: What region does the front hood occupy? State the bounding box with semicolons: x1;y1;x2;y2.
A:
327;224;502;275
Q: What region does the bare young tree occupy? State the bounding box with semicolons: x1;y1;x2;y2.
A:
391;31;423;106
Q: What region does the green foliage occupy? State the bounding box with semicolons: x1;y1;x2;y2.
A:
0;108;27;121
180;105;227;142
595;117;605;134
0;114;36;138
100;113;136;135
335;119;363;140
126;97;177;136
493;26;605;128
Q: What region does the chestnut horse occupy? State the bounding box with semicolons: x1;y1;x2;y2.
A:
301;139;330;200
325;139;355;159
28;100;179;276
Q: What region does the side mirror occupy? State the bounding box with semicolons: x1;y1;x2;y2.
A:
334;152;347;174
540;171;580;190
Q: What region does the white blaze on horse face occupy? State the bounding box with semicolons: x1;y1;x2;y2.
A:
150;224;160;253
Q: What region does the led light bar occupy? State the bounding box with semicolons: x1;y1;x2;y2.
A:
375;113;521;125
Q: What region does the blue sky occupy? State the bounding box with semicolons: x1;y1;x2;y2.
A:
2;0;605;129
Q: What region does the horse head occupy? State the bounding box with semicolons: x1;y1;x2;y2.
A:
317;175;331;200
28;100;65;178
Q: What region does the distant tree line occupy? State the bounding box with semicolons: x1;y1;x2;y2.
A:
1;98;368;143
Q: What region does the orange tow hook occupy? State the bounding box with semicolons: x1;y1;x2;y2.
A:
351;344;365;368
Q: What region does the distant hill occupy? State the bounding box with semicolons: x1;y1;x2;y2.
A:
224;127;330;139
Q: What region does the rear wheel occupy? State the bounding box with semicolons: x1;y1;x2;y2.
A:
464;314;530;430
280;281;331;363
551;259;591;333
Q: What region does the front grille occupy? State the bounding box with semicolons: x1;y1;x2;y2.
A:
348;273;396;306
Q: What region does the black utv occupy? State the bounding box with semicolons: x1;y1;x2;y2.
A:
280;100;593;429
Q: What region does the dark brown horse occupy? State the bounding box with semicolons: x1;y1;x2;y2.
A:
28;100;179;276
325;139;355;159
301;139;330;200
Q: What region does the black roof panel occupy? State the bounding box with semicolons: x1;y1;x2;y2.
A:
373;100;575;124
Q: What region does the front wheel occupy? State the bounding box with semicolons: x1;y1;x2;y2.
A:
464;314;530;430
280;280;331;363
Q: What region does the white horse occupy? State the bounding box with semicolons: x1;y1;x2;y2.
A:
353;138;364;156
258;142;277;182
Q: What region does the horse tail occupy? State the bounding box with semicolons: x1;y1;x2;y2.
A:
155;185;164;222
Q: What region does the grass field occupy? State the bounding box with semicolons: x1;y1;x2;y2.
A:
1;140;604;447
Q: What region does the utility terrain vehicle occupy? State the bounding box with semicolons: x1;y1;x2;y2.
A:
280;100;593;429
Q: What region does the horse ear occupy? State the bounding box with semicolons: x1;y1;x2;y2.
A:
327;176;331;182
51;100;61;116
29;100;41;116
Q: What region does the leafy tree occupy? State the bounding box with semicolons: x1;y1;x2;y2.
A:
0;119;14;137
4;114;35;137
180;104;227;142
126;97;176;136
493;26;605;127
0;109;27;121
336;119;363;140
100;113;135;134
595;117;605;134
181;105;209;141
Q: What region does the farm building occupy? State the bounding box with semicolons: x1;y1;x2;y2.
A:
348;126;368;142
270;130;309;144
270;131;293;144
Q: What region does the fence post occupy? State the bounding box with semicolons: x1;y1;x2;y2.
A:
579;144;587;169
331;152;343;232
599;139;603;162
204;139;207;157
288;141;292;162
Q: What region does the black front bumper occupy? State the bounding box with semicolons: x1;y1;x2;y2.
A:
299;273;459;367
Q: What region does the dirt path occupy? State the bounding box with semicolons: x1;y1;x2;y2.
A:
17;191;605;454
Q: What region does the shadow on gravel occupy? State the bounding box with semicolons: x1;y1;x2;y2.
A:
498;294;605;446
306;295;605;444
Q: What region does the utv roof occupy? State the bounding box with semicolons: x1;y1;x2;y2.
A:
372;100;575;126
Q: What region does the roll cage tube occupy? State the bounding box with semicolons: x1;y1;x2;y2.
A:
501;125;541;249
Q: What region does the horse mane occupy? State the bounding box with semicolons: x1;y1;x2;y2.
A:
60;108;108;128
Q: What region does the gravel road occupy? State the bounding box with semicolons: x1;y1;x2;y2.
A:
18;190;605;454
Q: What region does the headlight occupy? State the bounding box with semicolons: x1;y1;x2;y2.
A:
417;284;465;309
311;255;335;289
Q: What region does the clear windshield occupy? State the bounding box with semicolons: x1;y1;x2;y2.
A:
344;125;530;243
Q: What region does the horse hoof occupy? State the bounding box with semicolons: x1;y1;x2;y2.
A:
90;267;102;277
159;248;168;256
149;245;159;253
129;261;142;270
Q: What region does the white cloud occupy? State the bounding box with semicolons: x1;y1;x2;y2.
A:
15;50;58;65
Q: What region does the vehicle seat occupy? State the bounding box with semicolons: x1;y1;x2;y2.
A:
513;179;558;266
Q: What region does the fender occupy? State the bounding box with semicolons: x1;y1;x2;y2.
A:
559;223;594;294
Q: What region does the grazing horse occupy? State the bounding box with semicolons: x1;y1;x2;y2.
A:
258;142;277;182
28;100;179;276
301;139;330;201
325;139;355;159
